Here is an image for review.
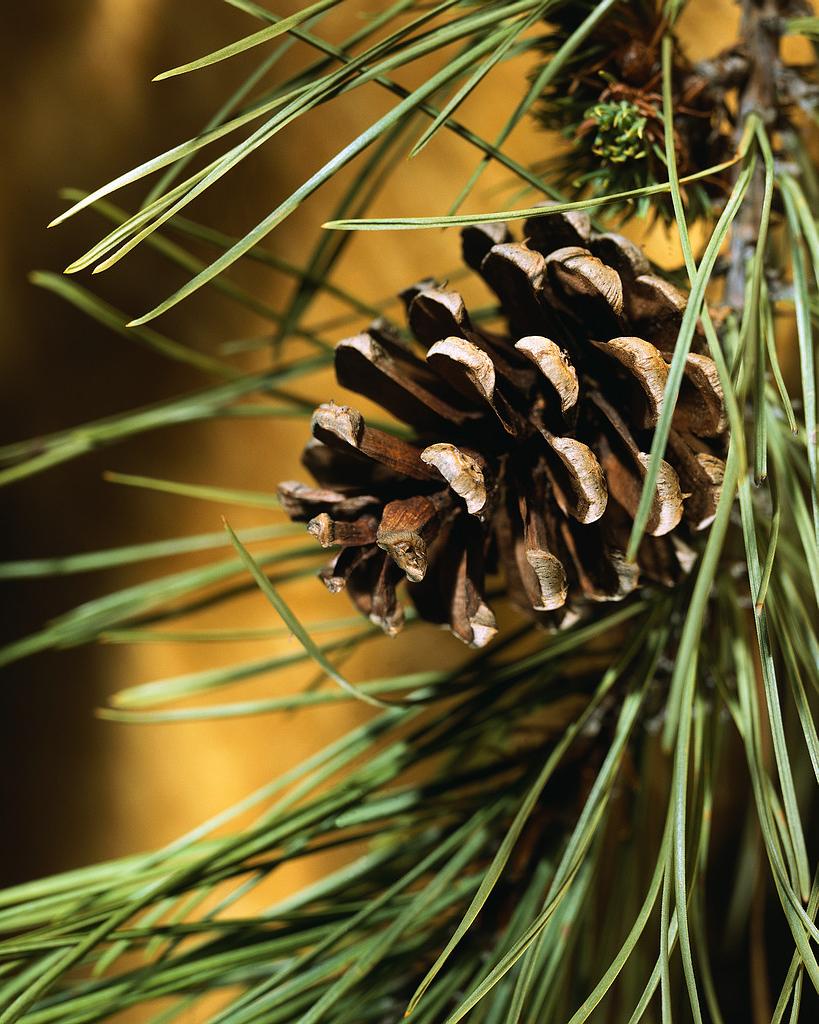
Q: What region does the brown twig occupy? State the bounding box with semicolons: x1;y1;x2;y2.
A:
724;0;787;311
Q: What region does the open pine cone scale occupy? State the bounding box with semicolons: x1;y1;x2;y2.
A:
279;209;727;647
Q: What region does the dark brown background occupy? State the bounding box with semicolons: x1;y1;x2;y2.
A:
1;0;591;885
0;0;746;886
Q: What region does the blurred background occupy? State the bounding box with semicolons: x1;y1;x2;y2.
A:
0;0;744;890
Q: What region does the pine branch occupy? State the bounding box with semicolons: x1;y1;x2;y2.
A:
1;3;817;1022
725;0;788;312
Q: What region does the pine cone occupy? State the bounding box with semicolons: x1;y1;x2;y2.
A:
535;0;737;222
279;209;726;647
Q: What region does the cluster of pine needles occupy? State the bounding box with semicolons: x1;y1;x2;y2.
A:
0;2;817;1022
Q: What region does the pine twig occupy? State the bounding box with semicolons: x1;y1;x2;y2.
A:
725;0;786;312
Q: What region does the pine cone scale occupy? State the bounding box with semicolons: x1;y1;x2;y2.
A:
419;443;489;517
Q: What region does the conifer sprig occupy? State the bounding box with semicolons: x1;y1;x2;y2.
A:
1;2;817;1022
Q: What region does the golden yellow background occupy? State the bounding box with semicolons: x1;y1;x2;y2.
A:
1;0;747;890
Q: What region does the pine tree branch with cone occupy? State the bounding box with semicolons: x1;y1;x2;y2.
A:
0;2;817;1022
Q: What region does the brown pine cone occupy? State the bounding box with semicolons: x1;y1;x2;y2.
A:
535;1;738;222
279;209;727;647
